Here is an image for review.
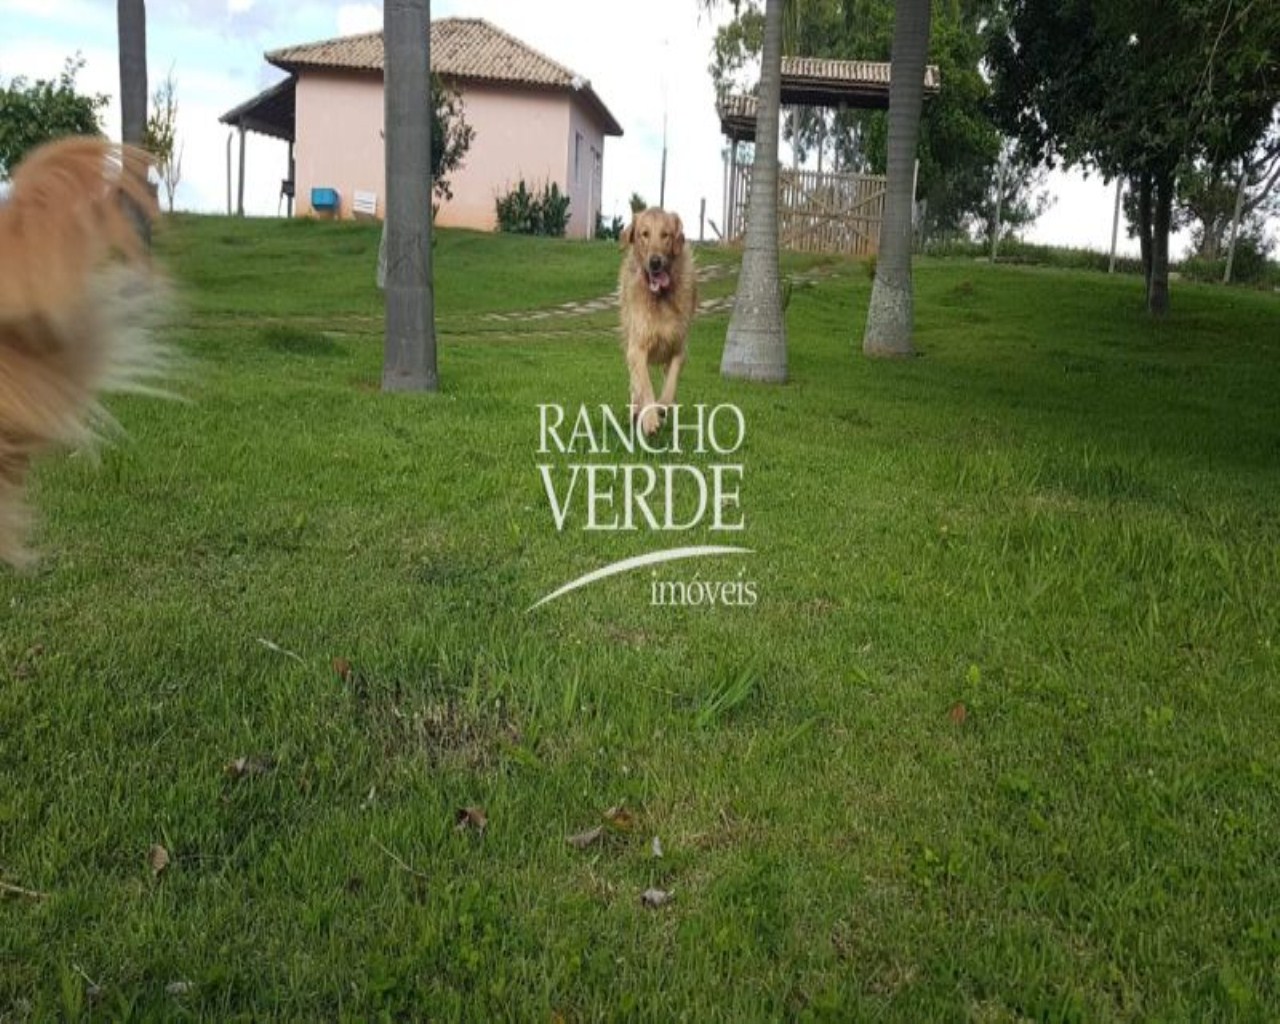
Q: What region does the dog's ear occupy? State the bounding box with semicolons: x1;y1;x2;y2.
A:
672;214;685;255
620;220;634;250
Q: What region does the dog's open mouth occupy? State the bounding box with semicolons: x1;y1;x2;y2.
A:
646;268;671;294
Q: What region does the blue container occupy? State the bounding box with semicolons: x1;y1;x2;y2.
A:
311;187;339;212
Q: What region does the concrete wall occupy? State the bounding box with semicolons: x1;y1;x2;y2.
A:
294;70;385;219
293;70;612;238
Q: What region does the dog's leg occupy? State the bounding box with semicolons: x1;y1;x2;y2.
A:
627;349;661;436
657;350;687;410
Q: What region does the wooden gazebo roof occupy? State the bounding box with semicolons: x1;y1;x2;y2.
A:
718;57;942;140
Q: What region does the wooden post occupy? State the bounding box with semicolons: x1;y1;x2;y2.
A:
699;197;706;242
729;139;741;240
721;147;729;239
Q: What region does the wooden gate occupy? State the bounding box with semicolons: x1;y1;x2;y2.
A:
727;165;886;256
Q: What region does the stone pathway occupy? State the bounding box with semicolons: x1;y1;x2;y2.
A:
186;260;849;340
478;261;738;323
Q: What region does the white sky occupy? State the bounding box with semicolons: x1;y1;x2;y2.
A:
3;0;1202;256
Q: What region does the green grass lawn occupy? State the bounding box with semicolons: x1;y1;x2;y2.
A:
2;215;1279;1021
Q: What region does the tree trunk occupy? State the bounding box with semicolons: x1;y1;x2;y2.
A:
720;0;788;383
862;0;931;358
117;0;149;246
1136;173;1153;299
1148;171;1173;317
1222;171;1247;284
382;0;438;393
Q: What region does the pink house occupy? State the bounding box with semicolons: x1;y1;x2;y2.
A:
220;18;623;239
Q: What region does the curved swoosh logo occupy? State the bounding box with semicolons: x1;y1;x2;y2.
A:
528;545;754;612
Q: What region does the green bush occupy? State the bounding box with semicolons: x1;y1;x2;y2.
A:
923;235;1146;276
495;180;571;237
595;212;624;241
1181;236;1274;286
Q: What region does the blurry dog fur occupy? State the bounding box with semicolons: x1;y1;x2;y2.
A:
0;136;170;567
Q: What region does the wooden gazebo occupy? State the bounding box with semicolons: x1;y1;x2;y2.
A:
718;58;940;255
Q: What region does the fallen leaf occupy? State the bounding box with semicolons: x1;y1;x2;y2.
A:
455;806;487;834
948;702;968;725
224;754;276;780
148;844;170;876
640;887;673;909
603;805;635;833
567;825;604;850
332;657;353;681
165;980;193;996
651;835;664;859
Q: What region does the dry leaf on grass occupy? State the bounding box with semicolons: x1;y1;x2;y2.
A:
603;805;635;832
567;826;604;850
224;754;276;780
640;887;673;909
651;836;664;859
948;702;968;725
332;657;353;681
455;806;487;834
147;844;170;876
165;980;193;996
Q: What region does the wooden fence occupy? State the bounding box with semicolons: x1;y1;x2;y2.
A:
726;166;886;256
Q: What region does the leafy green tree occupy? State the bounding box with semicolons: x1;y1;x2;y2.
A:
1178;119;1280;261
987;0;1280;316
144;68;181;212
971;142;1053;249
0;57;106;178
710;0;1006;238
431;75;473;203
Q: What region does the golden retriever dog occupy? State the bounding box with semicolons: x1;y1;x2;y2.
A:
618;207;696;437
0;136;169;567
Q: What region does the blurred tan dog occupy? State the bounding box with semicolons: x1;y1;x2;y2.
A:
618;207;696;437
0;136;169;567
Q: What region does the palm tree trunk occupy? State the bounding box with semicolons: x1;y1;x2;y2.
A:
117;0;149;246
861;0;931;358
721;0;788;383
382;0;438;392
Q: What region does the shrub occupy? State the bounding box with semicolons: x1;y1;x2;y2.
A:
1181;235;1274;286
595;213;624;241
495;180;571;237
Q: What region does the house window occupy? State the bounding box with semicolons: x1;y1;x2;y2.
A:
574;132;583;184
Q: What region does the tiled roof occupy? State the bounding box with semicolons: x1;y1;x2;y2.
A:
269;18;574;88
781;57;942;92
718;58;941;138
267;18;620;134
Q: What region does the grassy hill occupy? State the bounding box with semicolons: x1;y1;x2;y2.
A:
2;215;1278;1020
